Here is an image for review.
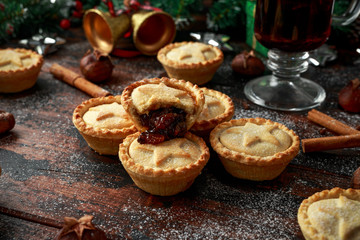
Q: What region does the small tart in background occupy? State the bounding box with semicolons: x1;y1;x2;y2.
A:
298;187;360;240
121;77;204;144
191;87;234;140
73;95;137;155
210;118;300;181
119;132;210;196
0;48;43;93
157;41;224;85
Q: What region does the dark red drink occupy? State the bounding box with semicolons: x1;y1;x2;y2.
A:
254;0;334;52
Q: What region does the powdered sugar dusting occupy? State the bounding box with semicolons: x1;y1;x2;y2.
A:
1;41;359;239
94;171;304;239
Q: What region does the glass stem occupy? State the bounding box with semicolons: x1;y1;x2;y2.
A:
267;49;309;79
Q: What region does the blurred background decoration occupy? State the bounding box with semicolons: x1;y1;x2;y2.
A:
1;0;359;52
0;0;97;43
0;0;246;45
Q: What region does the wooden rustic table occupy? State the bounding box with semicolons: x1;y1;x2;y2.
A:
1;28;359;240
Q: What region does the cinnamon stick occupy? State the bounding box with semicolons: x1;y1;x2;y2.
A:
302;134;360;153
307;109;359;135
50;63;112;98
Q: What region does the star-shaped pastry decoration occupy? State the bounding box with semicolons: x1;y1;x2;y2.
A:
0;49;30;67
138;83;188;99
313;196;360;239
88;103;131;122
178;45;212;62
200;95;223;119
136;138;196;166
134;83;191;113
96;111;115;121
227;122;280;147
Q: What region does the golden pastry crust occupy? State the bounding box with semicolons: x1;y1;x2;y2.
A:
298;188;360;240
191;87;234;138
210;118;300;180
0;48;43;93
73;95;137;155
119;132;210;196
121;77;204;132
157;41;224;85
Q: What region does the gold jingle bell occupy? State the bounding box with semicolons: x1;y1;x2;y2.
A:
131;10;176;55
83;9;131;54
83;9;176;56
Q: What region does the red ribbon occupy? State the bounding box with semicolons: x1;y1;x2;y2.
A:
101;0;162;17
117;0;162;15
111;48;142;58
102;0;116;16
101;0;163;57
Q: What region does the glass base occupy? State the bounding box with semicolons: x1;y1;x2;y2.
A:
244;75;326;111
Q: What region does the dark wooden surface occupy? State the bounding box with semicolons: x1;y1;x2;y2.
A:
1;28;360;240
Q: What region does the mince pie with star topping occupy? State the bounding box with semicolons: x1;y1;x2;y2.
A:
157;41;224;85
0;48;43;93
191;87;234;140
73;95;137;155
121;77;204;144
119;132;210;196
210;118;300;181
298;187;360;240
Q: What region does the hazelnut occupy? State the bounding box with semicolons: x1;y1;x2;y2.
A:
80;49;114;83
338;78;360;113
0;111;15;134
231;50;265;77
351;166;360;189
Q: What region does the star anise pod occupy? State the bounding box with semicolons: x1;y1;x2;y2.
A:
55;215;107;240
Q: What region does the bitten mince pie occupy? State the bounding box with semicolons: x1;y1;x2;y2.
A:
210;118;300;181
119;132;210;196
157;41;224;85
298;187;360;240
73;95;137;155
191;87;234;140
121;77;204;144
0;48;43;93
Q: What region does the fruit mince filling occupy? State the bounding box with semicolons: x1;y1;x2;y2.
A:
137;107;187;144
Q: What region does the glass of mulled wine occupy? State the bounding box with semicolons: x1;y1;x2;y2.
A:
244;0;360;111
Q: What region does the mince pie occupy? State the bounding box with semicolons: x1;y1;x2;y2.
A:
121;77;204;144
73;95;137;155
0;48;43;93
157;41;224;85
298;187;360;240
119;132;210;196
210;118;300;181
191;87;234;140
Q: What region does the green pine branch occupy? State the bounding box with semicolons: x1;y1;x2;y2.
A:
0;0;67;43
0;0;100;43
208;0;243;30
